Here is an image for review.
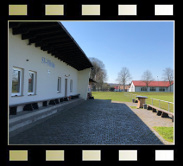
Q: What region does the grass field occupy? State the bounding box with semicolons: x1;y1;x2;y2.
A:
127;92;173;102
92;92;131;102
92;91;174;112
153;127;174;142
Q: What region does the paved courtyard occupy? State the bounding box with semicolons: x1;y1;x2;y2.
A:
9;99;164;145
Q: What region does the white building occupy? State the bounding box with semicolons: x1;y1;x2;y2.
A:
9;22;93;114
129;80;174;92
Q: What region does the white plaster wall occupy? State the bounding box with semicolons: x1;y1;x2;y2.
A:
77;68;90;100
136;86;158;92
9;29;80;105
129;82;135;92
135;86;150;92
135;87;141;92
134;86;169;92
168;84;173;92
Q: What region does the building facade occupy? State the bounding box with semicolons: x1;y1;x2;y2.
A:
9;22;93;113
129;81;174;92
114;85;131;92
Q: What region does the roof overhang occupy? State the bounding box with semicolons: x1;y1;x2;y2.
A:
89;78;97;83
9;22;93;71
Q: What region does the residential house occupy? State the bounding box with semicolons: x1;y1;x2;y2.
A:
114;85;131;92
128;80;174;92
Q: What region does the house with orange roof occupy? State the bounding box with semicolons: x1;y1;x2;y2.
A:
114;85;131;92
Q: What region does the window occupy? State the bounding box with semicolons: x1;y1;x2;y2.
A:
150;87;156;91
57;77;61;93
12;67;23;96
70;79;73;92
141;87;147;91
28;71;36;95
159;87;165;92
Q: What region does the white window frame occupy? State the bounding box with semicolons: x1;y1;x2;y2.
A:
28;71;36;95
70;79;73;92
11;67;23;96
57;77;61;93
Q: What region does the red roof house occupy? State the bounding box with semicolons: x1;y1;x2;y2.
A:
132;81;173;87
114;85;131;92
129;80;173;92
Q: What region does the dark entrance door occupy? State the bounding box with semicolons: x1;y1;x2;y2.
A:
65;79;67;97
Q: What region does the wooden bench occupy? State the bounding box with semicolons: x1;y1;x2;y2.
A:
147;104;174;122
9;94;80;115
70;94;80;99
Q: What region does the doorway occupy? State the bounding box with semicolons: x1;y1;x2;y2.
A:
65;79;67;97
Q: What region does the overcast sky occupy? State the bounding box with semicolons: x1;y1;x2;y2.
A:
62;21;174;84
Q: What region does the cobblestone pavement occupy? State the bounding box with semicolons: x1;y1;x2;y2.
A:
9;99;163;145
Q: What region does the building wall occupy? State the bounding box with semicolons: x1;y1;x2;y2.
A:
9;29;88;106
168;84;174;92
129;82;135;92
134;86;169;92
77;68;90;99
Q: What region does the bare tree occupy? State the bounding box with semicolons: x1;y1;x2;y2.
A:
141;70;154;90
116;67;131;91
89;57;107;91
162;67;173;91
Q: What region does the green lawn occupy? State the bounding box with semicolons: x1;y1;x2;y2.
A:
128;92;173;102
153;127;174;143
92;92;131;102
92;91;174;112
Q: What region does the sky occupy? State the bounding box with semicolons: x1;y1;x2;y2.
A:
62;21;174;84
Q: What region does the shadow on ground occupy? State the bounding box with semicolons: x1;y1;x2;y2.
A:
9;99;163;145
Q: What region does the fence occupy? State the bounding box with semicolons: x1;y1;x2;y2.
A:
124;92;174;113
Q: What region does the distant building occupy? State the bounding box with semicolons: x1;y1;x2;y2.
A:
128;80;173;92
114;85;131;92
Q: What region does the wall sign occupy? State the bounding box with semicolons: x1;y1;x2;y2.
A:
42;57;55;68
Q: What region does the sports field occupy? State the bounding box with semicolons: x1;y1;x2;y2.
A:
92;92;174;112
